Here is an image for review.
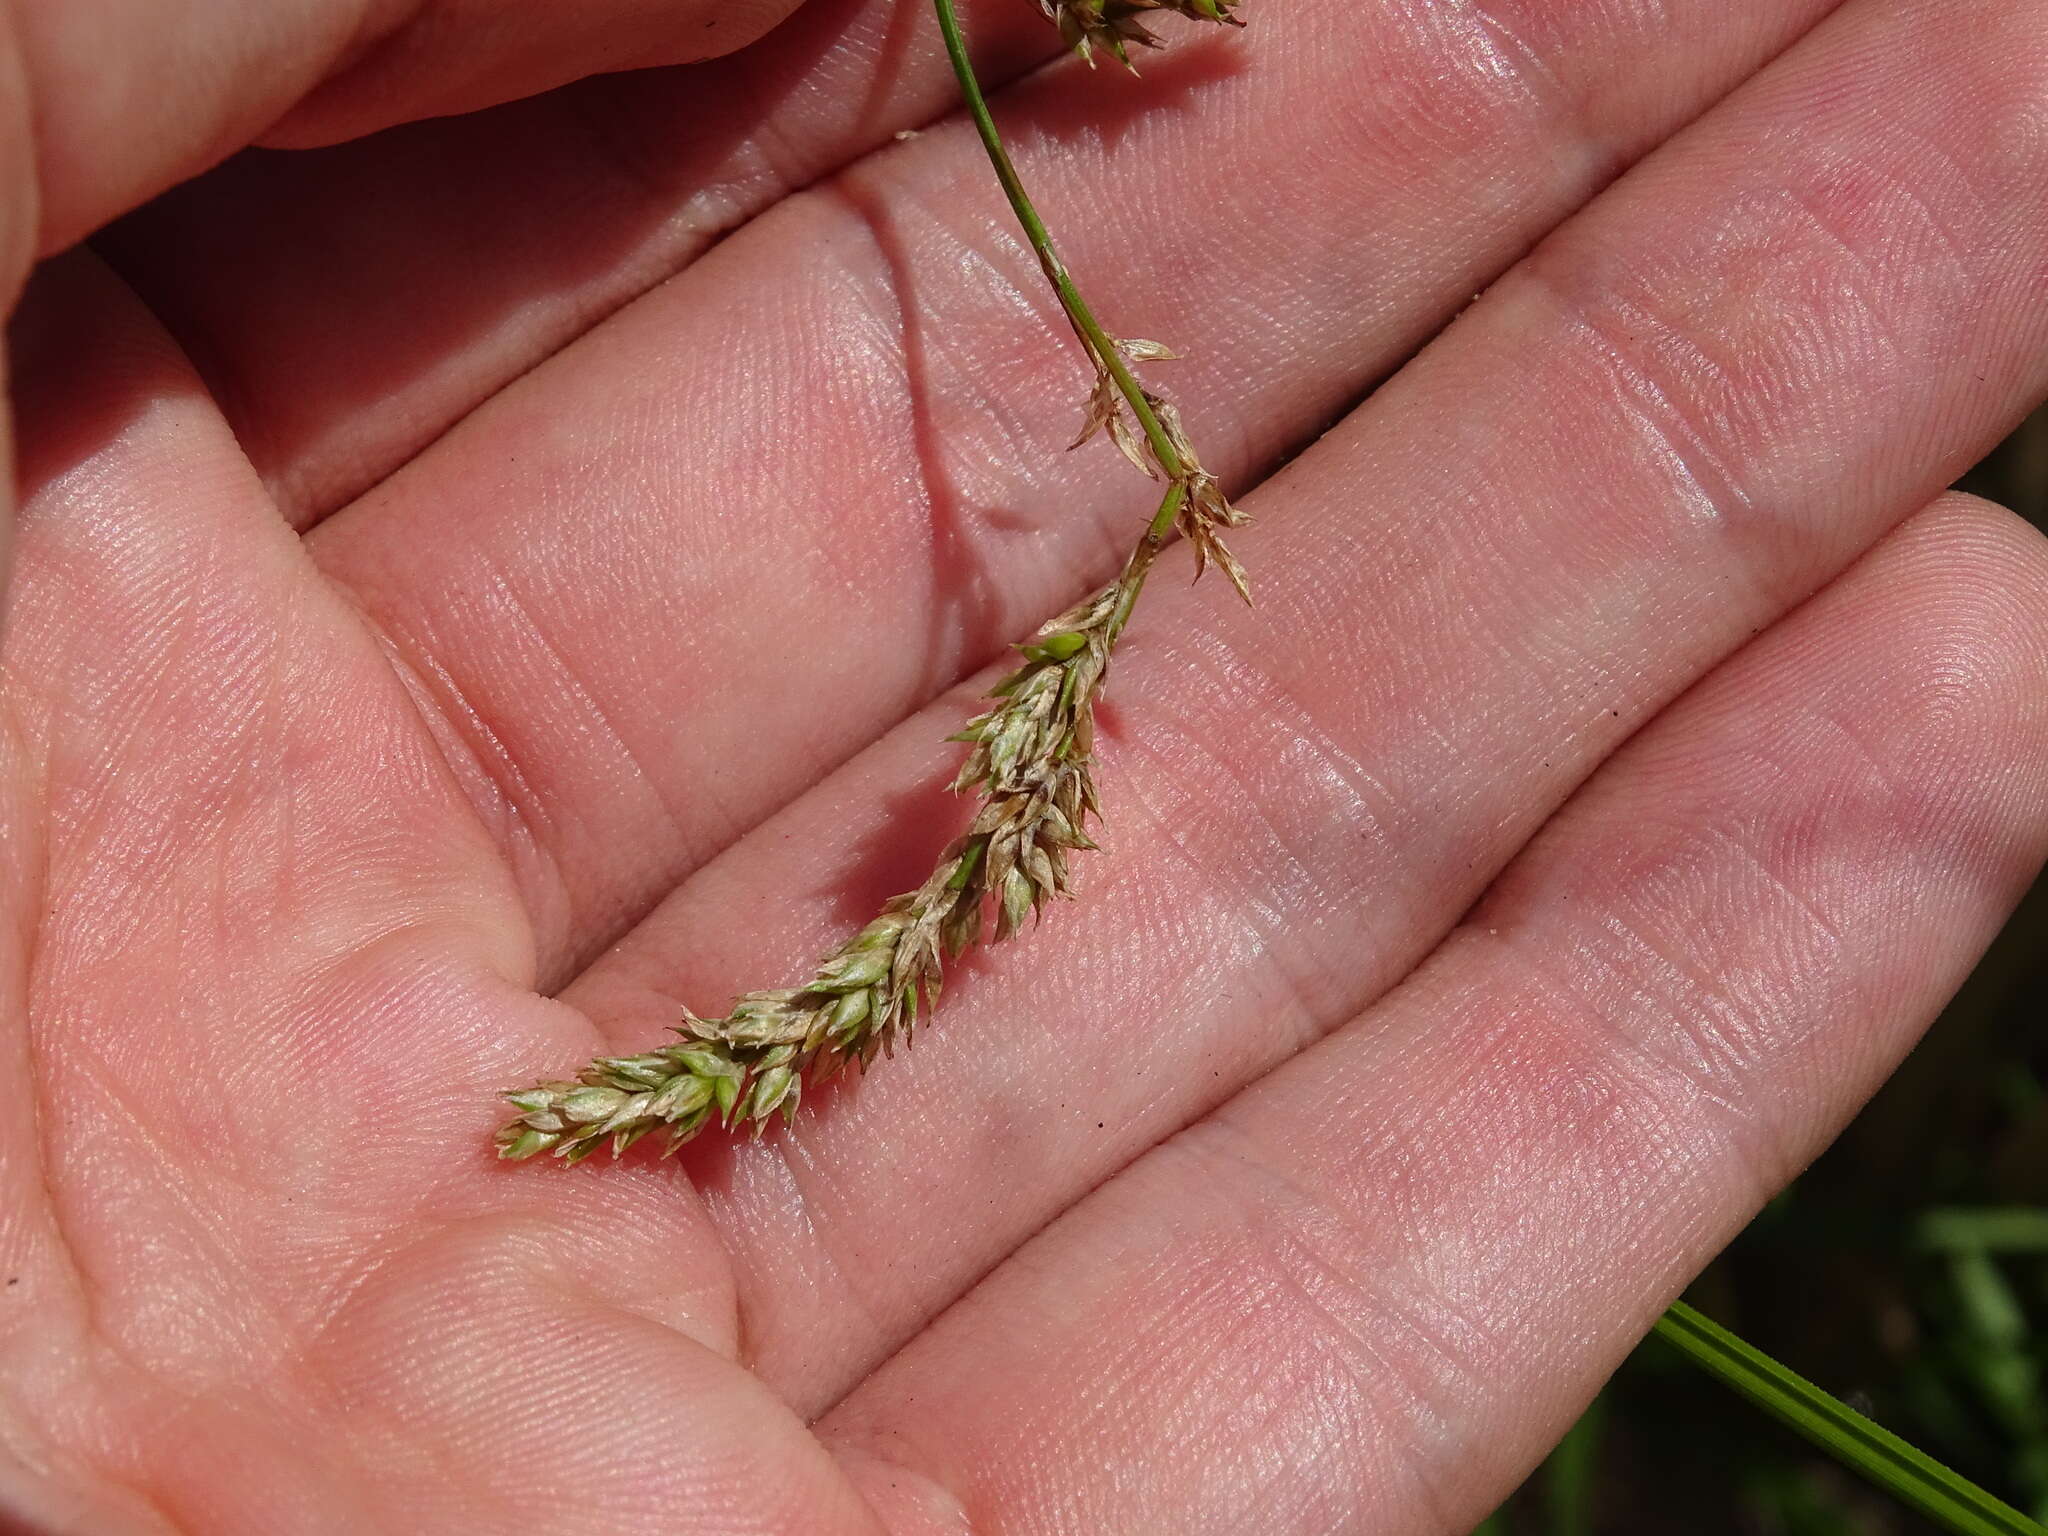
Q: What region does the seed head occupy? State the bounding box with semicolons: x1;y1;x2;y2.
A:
1037;0;1246;70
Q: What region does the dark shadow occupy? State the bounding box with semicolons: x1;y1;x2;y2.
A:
621;750;1000;1187
1017;27;1250;157
827;172;1017;701
90;3;844;512
8;254;169;520
821;32;1249;703
85;0;1064;529
821;757;980;927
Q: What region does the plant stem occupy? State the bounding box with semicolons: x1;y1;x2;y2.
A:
1654;1300;2045;1536
931;0;1186;480
1102;480;1186;638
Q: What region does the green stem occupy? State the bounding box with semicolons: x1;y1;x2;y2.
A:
944;835;988;890
1103;481;1187;644
931;0;1186;480
1654;1300;2044;1536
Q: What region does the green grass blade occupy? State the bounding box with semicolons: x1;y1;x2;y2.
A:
1654;1301;2045;1536
1542;1392;1606;1536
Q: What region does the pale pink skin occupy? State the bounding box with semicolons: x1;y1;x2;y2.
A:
1;0;2045;1530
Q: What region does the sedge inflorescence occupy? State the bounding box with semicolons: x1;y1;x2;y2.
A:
496;0;1250;1164
497;587;1127;1163
1038;0;1245;70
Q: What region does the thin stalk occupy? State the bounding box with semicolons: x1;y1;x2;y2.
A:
931;0;1185;479
1654;1300;2045;1536
1103;481;1186;642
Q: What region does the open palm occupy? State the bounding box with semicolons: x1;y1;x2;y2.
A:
3;0;2045;1530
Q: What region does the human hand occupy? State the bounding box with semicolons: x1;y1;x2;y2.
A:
3;0;2045;1530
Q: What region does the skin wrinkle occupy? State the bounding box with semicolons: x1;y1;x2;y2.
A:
0;674;61;1318
15;1130;243;1527
1171;1120;1445;1388
57;997;337;1358
1574;315;1755;530
1176;1265;1390;1524
1107;635;1396;1025
988;1226;1292;1525
1480;534;2046;1168
1597;890;1813;1118
1474;822;1814;1150
304;1227;776;1522
453;27;1066;515
1538;275;1766;529
1090;718;1293;986
1791;697;2026;948
909;712;1982;1531
1187;974;1744;1515
1466;0;1568;102
1131;698;1319;930
1761;182;1918;423
387;141;1171;987
1402;1027;1666;1314
1375;0;1553;165
1786;145;1970;311
10;857;101;1502
331;586;574;976
1891;5;2048;217
1475;272;1860;632
1525;887;1851;1201
463;573;691;948
1172;612;1403;852
12;412;255;1399
740;1135;876;1386
778;852;1299;1428
1123;1127;1498;1531
352;592;598;985
831;1444;976;1536
777;865;1267;1413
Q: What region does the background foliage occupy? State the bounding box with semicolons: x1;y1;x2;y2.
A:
1478;407;2048;1534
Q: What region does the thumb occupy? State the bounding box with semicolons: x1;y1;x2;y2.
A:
6;0;807;261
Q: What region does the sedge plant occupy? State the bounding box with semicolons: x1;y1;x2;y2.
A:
495;0;1250;1166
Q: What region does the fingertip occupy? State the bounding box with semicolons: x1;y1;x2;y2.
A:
1791;490;2048;833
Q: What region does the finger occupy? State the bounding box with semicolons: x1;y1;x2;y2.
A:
551;0;2048;1412
96;0;1062;523
13;0;804;257
310;0;1843;979
816;494;2048;1534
